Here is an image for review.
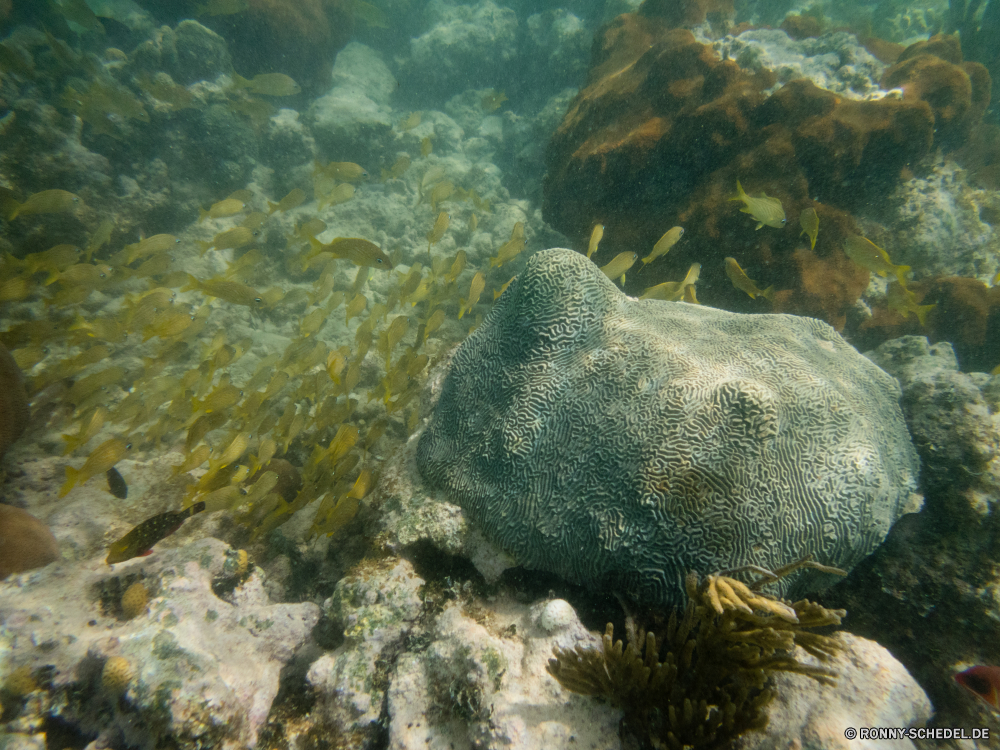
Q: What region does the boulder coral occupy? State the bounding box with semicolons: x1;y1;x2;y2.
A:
200;0;354;90
417;249;919;608
543;15;992;329
0;505;59;578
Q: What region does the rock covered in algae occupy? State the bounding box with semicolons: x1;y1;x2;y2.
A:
417;248;919;606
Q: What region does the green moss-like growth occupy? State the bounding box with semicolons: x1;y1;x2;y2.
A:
547;565;846;749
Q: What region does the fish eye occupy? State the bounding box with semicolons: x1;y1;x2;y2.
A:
254;297;262;304
125;443;132;450
377;259;383;264
239;488;248;495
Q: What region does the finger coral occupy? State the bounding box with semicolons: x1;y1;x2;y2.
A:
547;569;846;749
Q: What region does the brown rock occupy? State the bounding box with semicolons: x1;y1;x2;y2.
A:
543;18;944;328
0;505;59;578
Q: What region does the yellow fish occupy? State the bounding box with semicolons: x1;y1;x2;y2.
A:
730;179;786;229
60;438;130;497
85;220;114;259
267;188;306;214
493;276;515;300
62;406;108;455
122;234;180;264
317;183;356;210
23;243;81;276
587;224;603;259
198;198;245;223
600;251;638;284
6;189;81;220
640;263;701;301
309;237;392;269
382;155;411;182
185;275;263;307
724;257;773;300
318;161;368;182
886;281;935;327
458;272;485;319
843;235;910;286
799;207;819;251
421;136;433;157
234;72;301;97
481;89;508;112
196;226;257;255
426;212;450;251
428;181;454;211
135;73;198;110
642;226;684;265
489;224;526;268
399;112;421;130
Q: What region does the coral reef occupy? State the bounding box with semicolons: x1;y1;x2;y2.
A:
542;16;992;328
547;570;846;749
417;248;918;608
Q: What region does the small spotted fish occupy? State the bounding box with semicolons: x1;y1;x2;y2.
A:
106;502;207;564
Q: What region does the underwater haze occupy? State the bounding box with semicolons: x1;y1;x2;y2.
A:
1;0;1000;747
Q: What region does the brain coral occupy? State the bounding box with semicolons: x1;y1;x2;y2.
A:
417;248;919;607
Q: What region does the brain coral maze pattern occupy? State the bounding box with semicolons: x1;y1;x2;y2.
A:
417;248;919;607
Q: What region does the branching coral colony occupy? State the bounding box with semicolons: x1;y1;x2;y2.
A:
547;556;848;749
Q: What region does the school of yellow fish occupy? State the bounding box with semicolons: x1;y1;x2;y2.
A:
1;116;529;551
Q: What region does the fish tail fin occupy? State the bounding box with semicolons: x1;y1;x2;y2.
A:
188;500;207;517
195;240;211;255
6;202;20;221
730;179;746;202
457;300;467;319
61;435;79;455
267;200;279;215
197;207;208;223
180;274;199;293
488;257;498;268
762;285;775;301
755;222;763;230
619;274;626;285
231;73;251;90
895;265;912;287
59;466;80;497
44;269;60;286
916;303;936;327
641;256;651;265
